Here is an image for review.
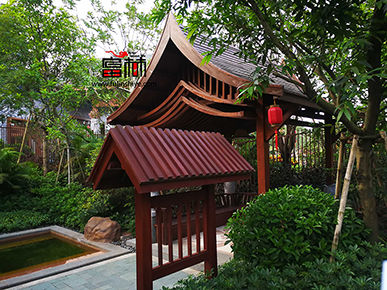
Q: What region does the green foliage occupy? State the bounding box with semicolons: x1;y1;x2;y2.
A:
67;127;104;183
0;0;98;142
0;210;50;233
0;162;136;234
31;173;89;230
162;242;387;290
0;148;34;196
270;164;328;190
28;172;133;232
226;185;368;268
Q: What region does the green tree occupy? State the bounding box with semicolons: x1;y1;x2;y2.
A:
153;0;387;242
83;0;161;114
0;0;98;174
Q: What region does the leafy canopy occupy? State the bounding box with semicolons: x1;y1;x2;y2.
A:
153;0;387;135
0;0;98;139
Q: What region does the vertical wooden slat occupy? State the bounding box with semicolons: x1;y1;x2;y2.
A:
202;197;208;251
167;207;173;262
204;185;218;277
192;66;196;84
156;207;163;267
209;76;212;95
204;72;207;91
198;69;201;87
186;202;192;256
135;191;153;290
195;200;200;253
227;84;231;100
187;63;191;82
216;80;219;98
222;81;225;99
177;203;183;259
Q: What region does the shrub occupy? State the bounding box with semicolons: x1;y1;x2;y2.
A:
0;210;50;233
29;172;135;232
226;185;368;268
163;242;387;290
0;148;34;196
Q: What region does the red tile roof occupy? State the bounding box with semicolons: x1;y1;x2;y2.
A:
88;126;254;193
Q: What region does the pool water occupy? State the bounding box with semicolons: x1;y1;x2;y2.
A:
0;233;100;280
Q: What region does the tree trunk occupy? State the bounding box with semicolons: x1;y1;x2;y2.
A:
356;140;380;243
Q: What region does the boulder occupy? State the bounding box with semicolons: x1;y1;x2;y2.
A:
84;217;121;243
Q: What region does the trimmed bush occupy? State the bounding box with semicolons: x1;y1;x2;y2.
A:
226;185;368;267
0;210;50;233
162;242;387;290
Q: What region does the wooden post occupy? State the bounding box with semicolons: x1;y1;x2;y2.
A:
204;184;218;277
135;190;153;290
334;133;345;199
17;114;31;164
256;102;270;194
325;116;334;185
330;135;358;261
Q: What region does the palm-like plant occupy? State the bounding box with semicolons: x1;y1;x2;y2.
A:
0;148;32;195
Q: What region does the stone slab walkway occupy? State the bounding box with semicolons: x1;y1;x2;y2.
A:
8;227;232;290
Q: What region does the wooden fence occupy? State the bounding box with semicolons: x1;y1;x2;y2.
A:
234;127;327;171
0;125;44;157
233;127;334;192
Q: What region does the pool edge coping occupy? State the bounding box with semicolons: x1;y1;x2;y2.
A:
0;226;131;289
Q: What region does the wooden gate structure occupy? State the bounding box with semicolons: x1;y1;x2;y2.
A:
88;125;254;290
107;13;336;193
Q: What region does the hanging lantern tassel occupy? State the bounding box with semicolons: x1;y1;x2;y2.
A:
275;129;278;151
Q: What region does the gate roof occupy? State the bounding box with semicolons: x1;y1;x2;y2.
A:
88;126;254;193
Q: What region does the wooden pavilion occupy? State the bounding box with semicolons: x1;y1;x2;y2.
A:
88;126;254;290
108;13;334;194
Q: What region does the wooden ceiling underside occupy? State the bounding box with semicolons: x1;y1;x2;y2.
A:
137;80;256;136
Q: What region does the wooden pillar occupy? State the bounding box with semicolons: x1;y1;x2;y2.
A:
135;190;153;290
325;115;334;185
256;103;270;194
203;185;218;277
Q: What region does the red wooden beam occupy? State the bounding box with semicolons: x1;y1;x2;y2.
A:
152;252;209;280
135;190;153;290
204;184;218;277
256;102;270;194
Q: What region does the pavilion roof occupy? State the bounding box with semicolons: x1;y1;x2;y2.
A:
107;13;325;132
188;32;306;98
88;125;254;193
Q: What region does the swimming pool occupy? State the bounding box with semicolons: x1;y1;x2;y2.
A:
0;226;129;289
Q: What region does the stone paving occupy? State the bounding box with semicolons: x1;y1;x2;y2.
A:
8;227;232;290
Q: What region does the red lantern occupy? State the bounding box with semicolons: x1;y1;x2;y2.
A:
268;101;283;127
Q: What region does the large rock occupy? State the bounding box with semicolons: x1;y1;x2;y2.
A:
84;217;121;243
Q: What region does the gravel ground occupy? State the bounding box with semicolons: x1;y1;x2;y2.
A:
111;235;136;253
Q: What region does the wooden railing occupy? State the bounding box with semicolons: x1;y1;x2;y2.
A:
148;186;217;284
156;192;258;245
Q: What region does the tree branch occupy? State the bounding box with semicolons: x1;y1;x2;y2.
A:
245;0;362;135
272;71;305;91
315;65;339;106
